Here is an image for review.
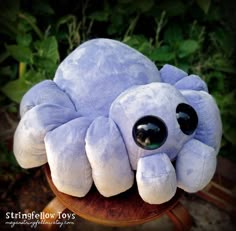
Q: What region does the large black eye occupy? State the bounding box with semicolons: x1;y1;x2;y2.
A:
133;116;167;150
176;103;198;135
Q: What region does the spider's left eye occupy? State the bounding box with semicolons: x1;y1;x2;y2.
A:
176;103;198;135
132;116;167;150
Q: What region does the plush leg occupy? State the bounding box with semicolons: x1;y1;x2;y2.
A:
160;64;187;85
176;139;217;192
45;117;93;197
175;75;208;92
180;90;222;152
136;153;177;204
14;104;78;169
85;116;134;197
20;80;75;117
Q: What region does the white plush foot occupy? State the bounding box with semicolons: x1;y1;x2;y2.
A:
85;116;134;197
176;139;217;192
136;153;177;204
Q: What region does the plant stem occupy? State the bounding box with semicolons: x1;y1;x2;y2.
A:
81;0;90;42
155;11;166;47
123;13;140;39
18;13;44;39
87;19;94;37
19;62;26;79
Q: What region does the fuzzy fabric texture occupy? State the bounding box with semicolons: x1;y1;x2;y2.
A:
14;38;222;204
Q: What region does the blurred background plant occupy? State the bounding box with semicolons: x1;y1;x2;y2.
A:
0;0;235;178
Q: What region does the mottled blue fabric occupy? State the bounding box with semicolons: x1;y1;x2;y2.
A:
14;38;222;204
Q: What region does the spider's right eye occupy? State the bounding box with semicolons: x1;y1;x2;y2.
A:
176;103;198;135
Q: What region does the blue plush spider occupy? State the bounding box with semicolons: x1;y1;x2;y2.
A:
14;39;222;204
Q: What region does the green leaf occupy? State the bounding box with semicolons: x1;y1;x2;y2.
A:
157;0;186;16
123;35;143;46
150;46;175;62
23;69;46;84
123;35;152;56
196;0;211;14
56;15;76;30
138;42;153;56
164;24;183;46
222;116;236;144
205;71;225;92
89;11;109;22
32;0;55;15
210;29;235;56
33;57;57;76
7;103;18;113
34;36;59;63
178;40;199;58
208;55;236;74
214;91;236;145
1;79;31;103
6;45;33;63
17;13;38;34
213;62;236;74
107;13;124;35
135;0;154;12
178;62;190;73
16;34;32;46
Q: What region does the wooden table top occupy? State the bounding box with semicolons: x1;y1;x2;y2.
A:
44;164;182;227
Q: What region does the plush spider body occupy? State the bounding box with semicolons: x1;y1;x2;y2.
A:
14;39;222;204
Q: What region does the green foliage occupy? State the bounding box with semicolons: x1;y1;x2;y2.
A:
196;0;211;14
0;0;60;103
6;45;33;64
0;0;235;162
1;79;31;103
2;34;59;102
0;142;25;177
